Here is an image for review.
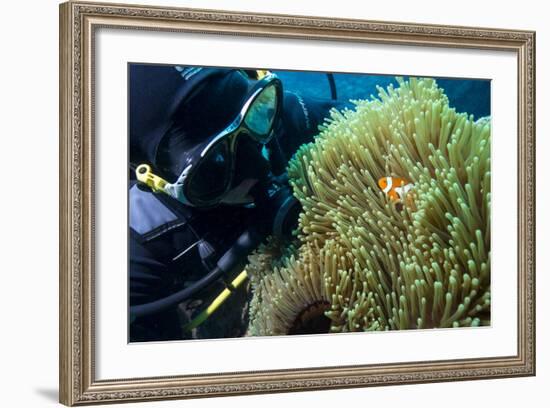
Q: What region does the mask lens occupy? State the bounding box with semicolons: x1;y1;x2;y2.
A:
186;139;232;204
244;83;278;142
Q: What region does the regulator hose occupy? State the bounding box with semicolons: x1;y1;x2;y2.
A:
130;225;266;319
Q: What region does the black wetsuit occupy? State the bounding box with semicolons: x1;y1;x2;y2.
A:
129;71;345;342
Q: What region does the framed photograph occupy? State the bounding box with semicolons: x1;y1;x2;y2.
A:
59;1;536;405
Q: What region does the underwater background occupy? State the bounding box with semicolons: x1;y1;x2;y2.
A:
274;70;491;120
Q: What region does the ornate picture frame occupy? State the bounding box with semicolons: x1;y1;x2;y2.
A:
59;1;535;405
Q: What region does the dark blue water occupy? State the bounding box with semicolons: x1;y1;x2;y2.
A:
273;70;491;120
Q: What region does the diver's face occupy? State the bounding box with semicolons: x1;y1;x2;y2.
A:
161;72;282;208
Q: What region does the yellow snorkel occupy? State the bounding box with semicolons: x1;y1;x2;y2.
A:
182;270;249;332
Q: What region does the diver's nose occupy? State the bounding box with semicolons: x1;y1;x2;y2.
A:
221;136;271;205
220;178;258;205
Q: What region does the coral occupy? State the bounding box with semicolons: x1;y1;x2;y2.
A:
247;77;491;335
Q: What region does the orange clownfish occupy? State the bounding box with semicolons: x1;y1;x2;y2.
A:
378;176;414;205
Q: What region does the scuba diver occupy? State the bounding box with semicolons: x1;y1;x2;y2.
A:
129;64;345;342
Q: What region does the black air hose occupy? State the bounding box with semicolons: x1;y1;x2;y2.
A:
130;225;266;318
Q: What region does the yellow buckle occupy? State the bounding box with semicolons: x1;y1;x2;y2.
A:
135;164;169;194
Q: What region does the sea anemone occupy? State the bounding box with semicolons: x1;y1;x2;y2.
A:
246;77;490;335
246;239;332;336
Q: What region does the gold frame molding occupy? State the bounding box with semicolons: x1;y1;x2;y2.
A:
59;1;536;405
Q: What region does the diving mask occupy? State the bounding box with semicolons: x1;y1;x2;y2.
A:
137;72;283;207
